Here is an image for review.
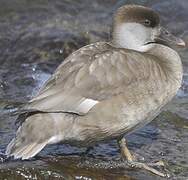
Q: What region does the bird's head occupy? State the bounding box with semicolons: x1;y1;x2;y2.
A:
112;5;185;52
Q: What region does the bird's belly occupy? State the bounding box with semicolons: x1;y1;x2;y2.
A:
70;88;175;145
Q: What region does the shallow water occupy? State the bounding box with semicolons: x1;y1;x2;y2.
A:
0;0;188;179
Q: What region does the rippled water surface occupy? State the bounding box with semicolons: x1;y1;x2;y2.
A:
0;0;188;179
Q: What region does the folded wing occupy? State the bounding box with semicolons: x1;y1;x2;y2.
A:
27;42;152;115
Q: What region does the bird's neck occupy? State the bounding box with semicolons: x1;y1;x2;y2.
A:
111;38;183;94
146;44;183;87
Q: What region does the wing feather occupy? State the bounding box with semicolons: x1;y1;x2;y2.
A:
27;42;152;114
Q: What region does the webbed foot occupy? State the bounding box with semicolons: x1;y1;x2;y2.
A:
118;137;169;177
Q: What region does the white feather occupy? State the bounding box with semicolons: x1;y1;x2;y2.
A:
76;98;99;114
48;135;63;144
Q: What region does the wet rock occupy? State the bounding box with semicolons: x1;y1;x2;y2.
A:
0;0;188;180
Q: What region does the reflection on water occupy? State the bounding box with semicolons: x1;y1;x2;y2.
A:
0;0;188;179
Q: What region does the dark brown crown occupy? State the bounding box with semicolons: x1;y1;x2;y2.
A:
114;5;160;28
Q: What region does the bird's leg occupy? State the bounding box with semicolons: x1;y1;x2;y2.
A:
118;137;135;162
118;137;168;177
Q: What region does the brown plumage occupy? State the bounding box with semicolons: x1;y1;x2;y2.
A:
6;6;184;176
114;5;160;27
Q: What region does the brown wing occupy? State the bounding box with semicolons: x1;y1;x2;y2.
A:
27;42;153;114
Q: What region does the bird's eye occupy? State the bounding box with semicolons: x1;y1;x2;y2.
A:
144;19;151;26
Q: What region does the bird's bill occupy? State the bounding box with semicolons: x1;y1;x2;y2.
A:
154;27;185;47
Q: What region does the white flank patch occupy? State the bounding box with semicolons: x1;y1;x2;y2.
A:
76;98;99;114
48;135;63;144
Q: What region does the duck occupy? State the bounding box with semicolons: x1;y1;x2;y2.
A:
6;4;185;177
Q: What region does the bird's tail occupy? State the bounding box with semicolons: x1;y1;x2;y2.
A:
6;137;48;160
6;113;62;160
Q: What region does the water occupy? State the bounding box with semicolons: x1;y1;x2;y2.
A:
0;0;188;179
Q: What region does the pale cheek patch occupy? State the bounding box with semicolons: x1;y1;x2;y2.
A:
76;98;99;114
